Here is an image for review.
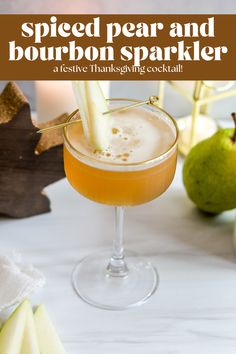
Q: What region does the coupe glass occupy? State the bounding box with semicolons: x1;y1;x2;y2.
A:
63;99;178;310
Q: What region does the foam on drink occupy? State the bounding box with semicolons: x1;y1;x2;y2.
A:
67;107;176;164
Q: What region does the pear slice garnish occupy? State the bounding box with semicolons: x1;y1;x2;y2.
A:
73;81;112;151
72;81;90;141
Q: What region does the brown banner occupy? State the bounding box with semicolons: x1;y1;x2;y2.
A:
0;14;235;80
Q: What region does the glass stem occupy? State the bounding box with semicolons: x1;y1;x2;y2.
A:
106;206;128;277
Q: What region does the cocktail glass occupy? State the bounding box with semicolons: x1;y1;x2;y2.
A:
63;99;178;310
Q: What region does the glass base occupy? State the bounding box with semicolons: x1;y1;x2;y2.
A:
72;250;159;310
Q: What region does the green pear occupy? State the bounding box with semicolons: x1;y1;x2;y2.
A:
0;300;30;354
34;305;67;354
183;113;236;214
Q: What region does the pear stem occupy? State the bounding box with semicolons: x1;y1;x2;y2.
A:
232;112;236;143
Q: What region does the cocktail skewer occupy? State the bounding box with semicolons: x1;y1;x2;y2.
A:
37;96;159;134
37;109;79;134
102;96;159;115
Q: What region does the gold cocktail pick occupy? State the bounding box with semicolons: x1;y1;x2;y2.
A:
37;109;79;134
102;96;159;115
36;96;159;134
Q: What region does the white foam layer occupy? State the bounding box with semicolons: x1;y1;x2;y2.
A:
67;107;176;164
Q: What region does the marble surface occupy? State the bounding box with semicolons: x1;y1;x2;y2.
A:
0;160;235;354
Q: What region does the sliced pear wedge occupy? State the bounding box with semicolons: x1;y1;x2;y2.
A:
72;81;112;150
34;305;66;354
72;81;90;140
0;300;30;354
20;305;40;354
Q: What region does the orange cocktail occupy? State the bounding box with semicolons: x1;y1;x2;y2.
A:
64;98;178;310
64;100;178;206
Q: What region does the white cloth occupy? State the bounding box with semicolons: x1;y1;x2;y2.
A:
0;250;45;311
